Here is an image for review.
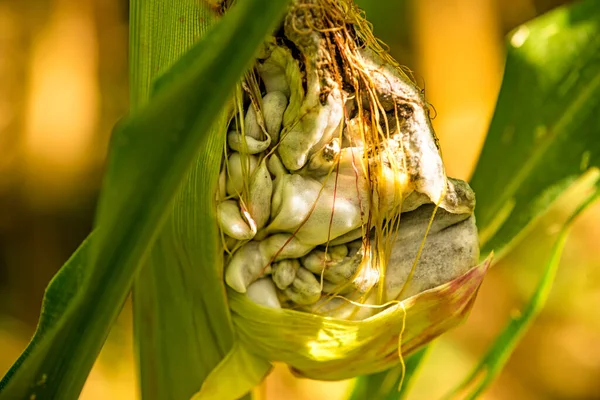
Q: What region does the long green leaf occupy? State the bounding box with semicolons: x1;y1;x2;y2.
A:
348;346;430;400
128;2;234;399
471;0;600;258
0;0;291;398
0;237;92;391
191;342;273;400
445;182;600;399
133;121;235;400
354;1;600;399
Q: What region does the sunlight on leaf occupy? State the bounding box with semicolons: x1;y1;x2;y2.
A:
472;0;600;259
191;343;273;400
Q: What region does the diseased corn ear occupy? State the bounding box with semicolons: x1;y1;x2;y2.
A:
213;0;488;381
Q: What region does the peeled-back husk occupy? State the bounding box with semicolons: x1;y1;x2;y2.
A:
228;256;490;380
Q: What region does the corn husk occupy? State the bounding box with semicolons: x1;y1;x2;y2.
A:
230;257;490;380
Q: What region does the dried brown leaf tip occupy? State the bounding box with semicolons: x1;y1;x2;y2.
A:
218;0;486;324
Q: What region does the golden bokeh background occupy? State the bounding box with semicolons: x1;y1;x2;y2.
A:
1;0;599;399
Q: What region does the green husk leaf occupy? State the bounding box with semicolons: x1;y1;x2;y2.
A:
191;342;273;400
471;0;600;259
230;257;490;381
128;2;225;399
129;1;215;111
0;0;291;398
132;109;233;400
445;181;600;400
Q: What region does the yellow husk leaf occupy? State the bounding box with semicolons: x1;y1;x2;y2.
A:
229;256;490;380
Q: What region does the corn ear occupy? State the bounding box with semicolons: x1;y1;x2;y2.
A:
202;1;490;390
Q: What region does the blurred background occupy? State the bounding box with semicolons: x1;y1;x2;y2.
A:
1;0;599;399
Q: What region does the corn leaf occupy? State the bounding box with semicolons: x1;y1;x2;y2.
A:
471;0;600;258
191;342;273;400
350;1;600;399
348;346;430;400
445;182;600;399
0;0;291;398
128;2;227;399
0;236;92;392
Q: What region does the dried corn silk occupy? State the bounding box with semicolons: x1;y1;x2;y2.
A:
218;0;480;321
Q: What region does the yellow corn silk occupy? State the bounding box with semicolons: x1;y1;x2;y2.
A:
201;0;489;398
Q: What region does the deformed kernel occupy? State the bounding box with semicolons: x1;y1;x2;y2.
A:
301;244;349;275
272;259;300;290
247;160;273;230
263;91;288;143
243;102;263;140
217;200;256;241
246;278;281;309
283;267;322;305
225;234;314;293
227;131;271;154
226;153;258;197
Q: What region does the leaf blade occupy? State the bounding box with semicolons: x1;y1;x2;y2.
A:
347;345;430;400
127;2;235;399
0;0;291;398
471;0;600;258
133;110;235;400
